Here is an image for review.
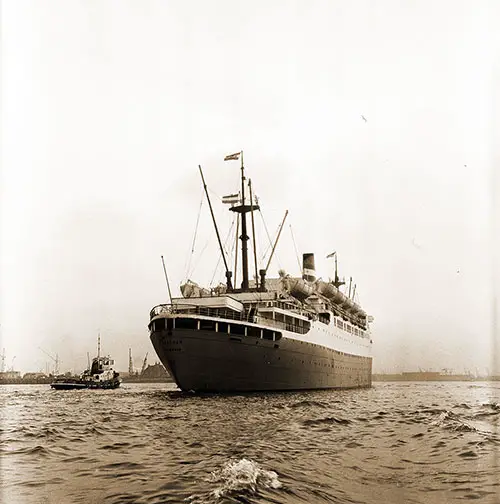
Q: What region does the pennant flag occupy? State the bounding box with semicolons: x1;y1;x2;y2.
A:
222;193;240;205
224;152;241;161
326;251;336;258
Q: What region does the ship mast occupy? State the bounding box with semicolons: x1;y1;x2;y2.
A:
239;152;249;290
233;213;240;287
199;165;233;291
328;251;345;289
227;151;259;291
248;179;259;289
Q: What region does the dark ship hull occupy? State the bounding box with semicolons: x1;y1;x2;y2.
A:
150;327;372;392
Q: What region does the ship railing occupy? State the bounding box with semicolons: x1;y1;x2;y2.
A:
150;304;248;322
149;304;310;335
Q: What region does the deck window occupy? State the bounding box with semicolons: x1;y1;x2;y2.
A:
247;326;262;338
199;320;216;331
218;322;228;333
263;329;274;340
153;319;165;332
230;324;246;336
175;318;198;330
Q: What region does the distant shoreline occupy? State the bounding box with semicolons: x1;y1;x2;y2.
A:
373;374;500;382
1;377;499;385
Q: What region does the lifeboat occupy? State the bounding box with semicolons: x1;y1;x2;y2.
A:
286;277;316;300
341;296;356;312
180;280;210;298
351;304;367;320
212;283;227;296
316;280;344;304
317;280;356;313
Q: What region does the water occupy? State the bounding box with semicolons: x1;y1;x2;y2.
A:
1;382;499;504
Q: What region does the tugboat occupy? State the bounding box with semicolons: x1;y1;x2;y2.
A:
50;336;121;390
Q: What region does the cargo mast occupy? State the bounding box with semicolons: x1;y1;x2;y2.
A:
227;152;260;291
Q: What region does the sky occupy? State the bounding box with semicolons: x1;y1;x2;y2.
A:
1;0;499;375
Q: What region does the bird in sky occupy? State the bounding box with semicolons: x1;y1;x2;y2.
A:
361;115;367;122
411;238;422;250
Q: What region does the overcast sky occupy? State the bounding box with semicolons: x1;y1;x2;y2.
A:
1;0;499;375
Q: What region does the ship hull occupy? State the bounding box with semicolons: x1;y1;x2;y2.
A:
150;328;372;392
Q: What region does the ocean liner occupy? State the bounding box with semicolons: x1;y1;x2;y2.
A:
149;152;373;392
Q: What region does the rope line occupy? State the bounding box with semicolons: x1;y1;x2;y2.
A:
210;216;236;287
258;210;276;262
183;186;205;281
189;229;214;279
289;224;302;272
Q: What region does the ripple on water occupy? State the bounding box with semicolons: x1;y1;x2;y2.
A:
2;382;499;504
289;399;327;409
303;416;351;427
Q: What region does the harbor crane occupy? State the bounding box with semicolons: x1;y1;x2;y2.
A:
140;353;148;376
38;347;60;376
128;348;134;375
0;351;16;373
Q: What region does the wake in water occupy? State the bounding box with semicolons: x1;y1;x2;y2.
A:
186;458;282;503
430;410;478;432
209;458;282;498
428;401;500;445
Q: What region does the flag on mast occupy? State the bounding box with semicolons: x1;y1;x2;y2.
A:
222;193;240;205
224;152;241;161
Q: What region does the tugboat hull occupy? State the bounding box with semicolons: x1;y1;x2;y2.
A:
50;378;121;390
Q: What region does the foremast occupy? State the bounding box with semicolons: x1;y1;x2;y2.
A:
226;151;259;291
197;152;288;295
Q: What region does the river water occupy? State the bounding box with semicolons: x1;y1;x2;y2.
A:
1;381;499;504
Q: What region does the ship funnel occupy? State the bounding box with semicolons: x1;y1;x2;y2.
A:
302;253;316;283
